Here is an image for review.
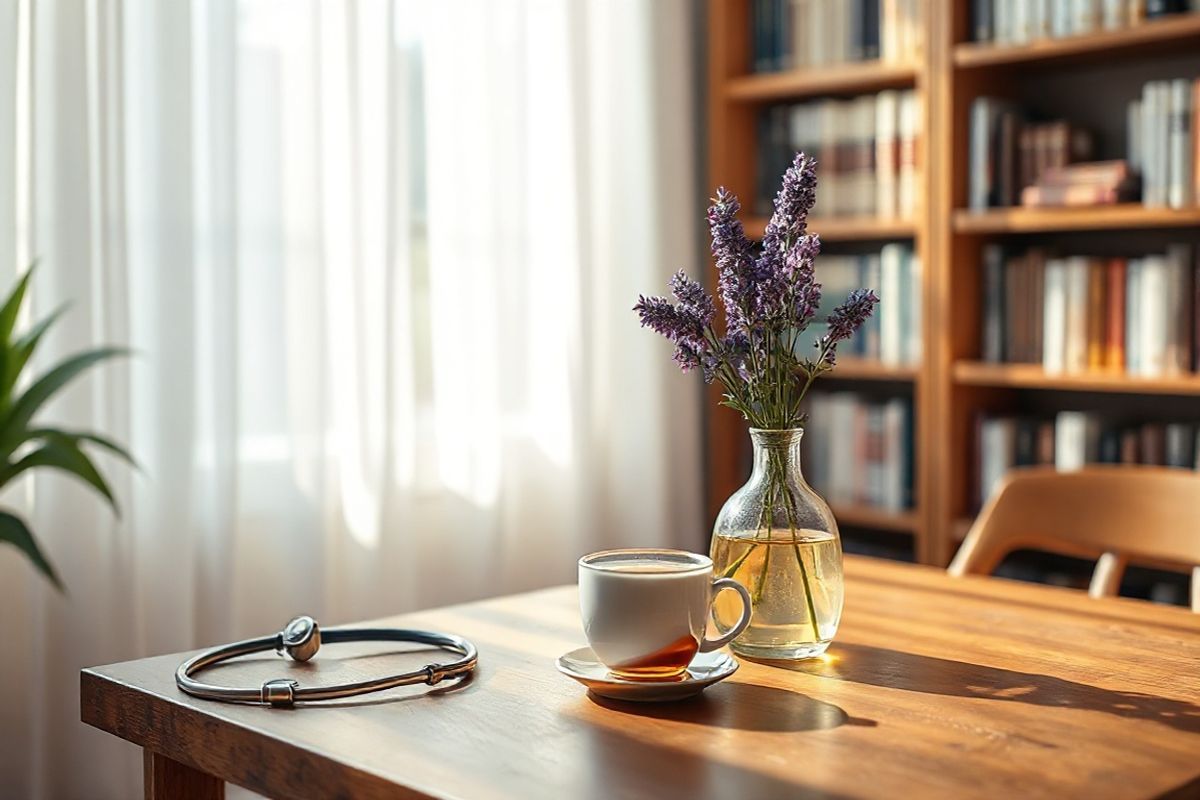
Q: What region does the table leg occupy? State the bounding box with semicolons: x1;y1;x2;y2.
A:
143;749;224;800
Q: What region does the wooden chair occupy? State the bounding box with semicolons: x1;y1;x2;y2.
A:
949;465;1200;611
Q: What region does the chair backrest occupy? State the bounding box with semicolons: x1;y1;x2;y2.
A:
948;465;1200;611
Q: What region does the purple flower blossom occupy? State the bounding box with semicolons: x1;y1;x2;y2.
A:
786;234;822;326
669;270;714;330
635;150;877;428
819;288;880;366
757;153;818;287
707;188;757;331
633;294;703;349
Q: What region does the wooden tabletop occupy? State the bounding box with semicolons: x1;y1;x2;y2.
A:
82;556;1200;800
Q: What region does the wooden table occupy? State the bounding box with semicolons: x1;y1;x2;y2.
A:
81;556;1200;799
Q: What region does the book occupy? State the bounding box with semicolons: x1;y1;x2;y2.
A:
1138;255;1170;376
1165;423;1195;468
1104;258;1127;370
1086;260;1106;370
879;244;903;365
753;0;919;71
762;89;919;218
806;391;914;510
1064;256;1090;373
876;90;899;219
1168;78;1194;209
982;244;1006;362
1043;258;1068;374
898;90;919;218
1055;411;1099;472
1126;258;1143;374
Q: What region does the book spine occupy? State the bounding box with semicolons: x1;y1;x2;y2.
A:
1194;249;1200;373
969;98;991;211
907;252;923;364
982;244;1006;362
1064;256;1091;373
1143;82;1162;207
1165;423;1195;468
1033;0;1052;37
1105;258;1127;370
1013;0;1031;42
875;90;897;218
866;0;882;59
1102;0;1126;27
880;244;902;365
1055;411;1087;472
1006;253;1024;362
1139;255;1168;376
1029;250;1045;364
1167;243;1193;373
898;90;918;218
995;0;1011;42
1043;259;1068;374
1126;258;1143;374
1127;98;1143;174
1086;259;1106;370
1169;78;1193;209
974;0;994;41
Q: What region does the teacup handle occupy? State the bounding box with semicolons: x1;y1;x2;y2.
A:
699;577;753;653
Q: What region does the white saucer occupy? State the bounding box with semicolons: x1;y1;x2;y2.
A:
555;646;738;702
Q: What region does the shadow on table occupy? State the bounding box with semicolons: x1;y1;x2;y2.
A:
772;642;1200;735
588;681;877;733
578;721;859;800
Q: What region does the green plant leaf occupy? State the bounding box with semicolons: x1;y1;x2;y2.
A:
23;428;139;469
0;263;36;345
0;346;131;456
0;304;69;409
0;434;119;515
0;510;62;591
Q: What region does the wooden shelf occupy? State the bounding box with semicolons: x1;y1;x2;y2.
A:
726;61;918;102
830;504;919;533
953;361;1200;396
952;204;1200;234
954;14;1200;70
744;215;916;241
826;358;919;382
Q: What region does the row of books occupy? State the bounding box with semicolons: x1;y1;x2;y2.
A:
980;245;1198;376
751;0;922;73
805;246;923;365
971;0;1199;44
969;75;1200;209
976;411;1200;506
1130;78;1199;208
758;90;920;218
806;393;914;511
968;100;1097;209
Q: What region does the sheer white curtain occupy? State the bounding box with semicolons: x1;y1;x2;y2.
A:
0;1;701;796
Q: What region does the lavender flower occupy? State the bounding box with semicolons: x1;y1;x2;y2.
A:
786;233;822;326
669;270;714;331
635;151;877;429
633;294;703;349
818;289;880;366
707;188;757;332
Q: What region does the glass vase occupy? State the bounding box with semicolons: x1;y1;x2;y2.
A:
710;428;843;660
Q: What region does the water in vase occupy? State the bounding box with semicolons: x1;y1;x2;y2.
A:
711;529;843;659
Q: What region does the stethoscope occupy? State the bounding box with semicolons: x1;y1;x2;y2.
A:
176;615;478;707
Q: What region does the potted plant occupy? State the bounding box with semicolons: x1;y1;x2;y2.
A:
0;265;133;589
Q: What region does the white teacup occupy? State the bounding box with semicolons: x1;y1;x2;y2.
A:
578;548;752;681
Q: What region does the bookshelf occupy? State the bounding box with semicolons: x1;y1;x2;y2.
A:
707;1;1200;576
707;0;936;564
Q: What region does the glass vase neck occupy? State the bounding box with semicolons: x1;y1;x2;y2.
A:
748;428;804;479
